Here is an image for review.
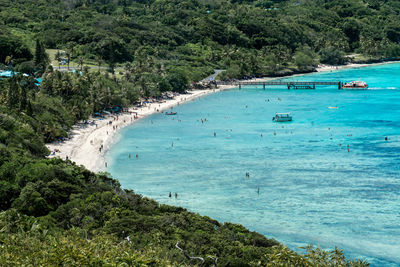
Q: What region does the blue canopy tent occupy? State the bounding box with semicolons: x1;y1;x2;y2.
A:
0;70;16;78
0;71;42;86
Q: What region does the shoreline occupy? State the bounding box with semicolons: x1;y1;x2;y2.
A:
46;60;397;172
47;86;238;172
316;60;399;73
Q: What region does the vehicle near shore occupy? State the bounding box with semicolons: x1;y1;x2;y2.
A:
342;80;368;89
272;113;292;122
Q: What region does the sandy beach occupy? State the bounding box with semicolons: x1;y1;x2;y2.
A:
47;61;396;173
47;86;237;172
316;61;399;72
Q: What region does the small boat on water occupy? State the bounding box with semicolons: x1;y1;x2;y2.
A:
272;113;292;122
165;111;177;115
342;80;368;89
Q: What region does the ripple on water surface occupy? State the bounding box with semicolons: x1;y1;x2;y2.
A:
107;63;400;266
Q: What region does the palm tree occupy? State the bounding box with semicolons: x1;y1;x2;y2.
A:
5;55;14;73
77;56;84;71
124;62;133;81
55;50;61;70
66;51;71;70
95;55;104;72
65;43;75;71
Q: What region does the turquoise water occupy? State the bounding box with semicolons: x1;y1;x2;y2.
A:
107;63;400;266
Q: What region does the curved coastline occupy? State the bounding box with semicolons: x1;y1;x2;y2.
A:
46;87;237;171
46;61;397;172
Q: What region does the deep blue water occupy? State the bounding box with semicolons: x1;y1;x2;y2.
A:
107;63;400;266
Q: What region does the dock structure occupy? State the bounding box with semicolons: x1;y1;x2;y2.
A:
217;81;343;90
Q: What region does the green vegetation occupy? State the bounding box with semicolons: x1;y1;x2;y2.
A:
2;0;397;264
2;0;400;81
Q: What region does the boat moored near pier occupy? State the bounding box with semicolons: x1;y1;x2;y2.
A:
342;80;368;89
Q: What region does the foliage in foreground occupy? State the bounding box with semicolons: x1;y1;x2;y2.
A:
0;208;368;267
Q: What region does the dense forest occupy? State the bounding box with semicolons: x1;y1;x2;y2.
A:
3;0;400;81
2;0;398;265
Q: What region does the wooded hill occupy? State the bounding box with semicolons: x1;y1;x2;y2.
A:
2;0;400;81
1;0;396;265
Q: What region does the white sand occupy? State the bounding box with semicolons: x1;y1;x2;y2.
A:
316;61;399;73
46;87;236;172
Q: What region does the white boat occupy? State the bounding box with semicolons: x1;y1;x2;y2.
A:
272;113;292;122
342;80;368;89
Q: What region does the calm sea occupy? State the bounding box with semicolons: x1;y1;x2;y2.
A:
107;63;400;266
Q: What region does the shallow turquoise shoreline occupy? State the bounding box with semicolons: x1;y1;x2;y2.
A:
107;63;400;266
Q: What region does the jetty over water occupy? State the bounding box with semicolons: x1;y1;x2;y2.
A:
217;81;343;89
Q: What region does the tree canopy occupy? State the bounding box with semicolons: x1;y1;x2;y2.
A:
0;0;394;265
2;0;400;80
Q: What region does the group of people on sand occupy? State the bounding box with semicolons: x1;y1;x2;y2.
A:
57;137;67;144
50;148;61;156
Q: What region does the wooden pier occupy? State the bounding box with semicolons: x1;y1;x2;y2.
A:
217;81;343;90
